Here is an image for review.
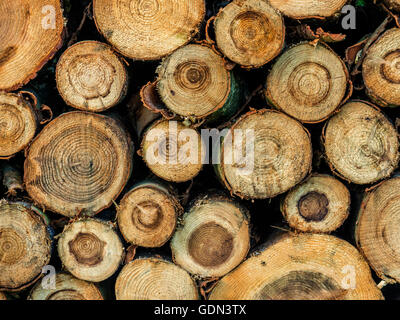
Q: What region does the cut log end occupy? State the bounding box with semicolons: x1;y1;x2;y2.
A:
56;41;128;112
24;111;133;217
356;177;400;283
156;44;232;118
209;233;383;300
268;0;348;19
219;109;312;199
0;0;64;91
363;28;400;107
170;195;250;278
323;101;399;185
115;258;199;300
141;120;204;183
266;43;348;123
0;200;51;291
282;174;350;233
57;219;124;282
28;272;104;300
0;92;37;158
117;182;181;247
214;0;285;68
384;0;400;11
93;0;205;60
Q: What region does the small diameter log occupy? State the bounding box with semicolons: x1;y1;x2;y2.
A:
0;92;37;158
265;42;349;123
268;0;348;19
24;111;133;217
209;233;383;300
214;0;285;69
156;44;243;121
363;28;400;107
93;0;205;61
0;292;6;300
170;195;250;278
384;0;400;11
355;176;400;283
57;219;124;282
28;272;103;300
115;257;199;300
0;0;64;91
323;101;399;185
56;41;128;112
282;174;350;233
216;109;312;199
0;200;51;291
141;120;204;183
117;181;182;247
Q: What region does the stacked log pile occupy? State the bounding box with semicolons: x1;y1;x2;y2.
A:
1;0;400;300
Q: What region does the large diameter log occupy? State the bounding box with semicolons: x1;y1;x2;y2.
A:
216;109;312;199
24;111;133;217
0;92;37;158
28;272;103;300
93;0;205;61
323;101;399;185
265;42;349;123
363;28;400;107
0;0;64;91
170;195;250;278
282;174;350;233
141;120;204;183
56;41;128;112
214;0;285;69
57;219;124;282
355;177;400;283
0;200;51;291
268;0;348;19
156;44;243;121
209;233;383;300
115;257;199;300
117;181;182;248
